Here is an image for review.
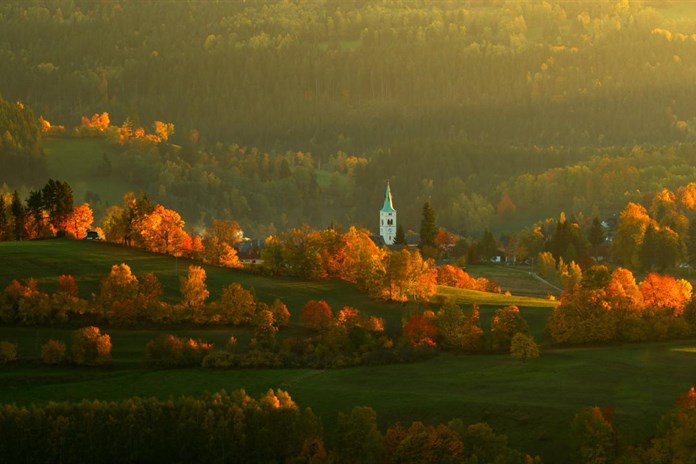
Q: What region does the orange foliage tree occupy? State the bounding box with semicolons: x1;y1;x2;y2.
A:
299;300;333;332
402;313;438;348
63;203;94;239
135;204;189;255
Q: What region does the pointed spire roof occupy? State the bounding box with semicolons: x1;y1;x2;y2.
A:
381;181;396;213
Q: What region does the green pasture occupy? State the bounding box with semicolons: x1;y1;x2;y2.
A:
0;240;554;334
1;240;695;460
465;263;561;297
1;327;695;461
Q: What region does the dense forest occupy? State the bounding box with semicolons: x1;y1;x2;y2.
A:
3;0;696;237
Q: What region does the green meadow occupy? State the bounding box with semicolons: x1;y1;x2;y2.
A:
0;240;695;460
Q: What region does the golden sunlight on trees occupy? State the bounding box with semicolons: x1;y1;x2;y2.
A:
612;202;651;267
135;204;189;256
490;305;529;351
180;265;209;320
403;313;438;348
80;112;110;132
63;203;93;239
71;326;111;366
639;273;692;317
153;120;174;141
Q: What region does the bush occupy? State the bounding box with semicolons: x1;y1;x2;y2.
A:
41;339;66;365
145;334;213;367
201;351;238;368
510;333;539;361
0;341;18;366
71;326;111;366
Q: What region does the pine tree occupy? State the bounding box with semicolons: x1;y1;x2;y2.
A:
419;201;437;249
394;224;405;246
588;217;605;259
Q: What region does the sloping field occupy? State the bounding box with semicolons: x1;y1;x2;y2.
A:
1;328;694;461
1;240;694;461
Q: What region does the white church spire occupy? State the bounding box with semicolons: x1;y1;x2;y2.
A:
380;181;397;245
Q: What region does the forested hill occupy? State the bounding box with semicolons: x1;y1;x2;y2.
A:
2;0;696;153
3;0;696;236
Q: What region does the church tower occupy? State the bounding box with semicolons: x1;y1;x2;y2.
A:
380;181;396;245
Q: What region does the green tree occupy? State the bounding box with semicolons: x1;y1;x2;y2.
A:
419;201;437;249
588;217;605;259
490;306;529;351
510;333;539;361
335;407;384;464
571;406;619;464
394;224;405;246
477;228;497;262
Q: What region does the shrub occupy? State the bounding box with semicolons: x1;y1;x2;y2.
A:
510;333;539;361
145;334;214;367
0;341;18;366
71;326;111;366
201;351;238;368
41;339;66;365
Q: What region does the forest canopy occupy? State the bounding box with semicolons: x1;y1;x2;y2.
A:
3;0;696;236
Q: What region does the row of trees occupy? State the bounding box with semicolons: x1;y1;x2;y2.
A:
0;387;541;463
0;264;288;328
0;179;93;241
2;381;695;463
547;265;696;344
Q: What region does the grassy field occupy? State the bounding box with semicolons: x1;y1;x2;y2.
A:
3;240;694;460
1;326;695;460
465;263;561;297
0;240;554;334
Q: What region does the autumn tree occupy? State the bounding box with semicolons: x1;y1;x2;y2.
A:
270;299;291;327
71;326;111;366
180;265;209;321
647;387;696;461
490;305;529;351
402;313;438;348
99;263;138;322
335;407;384;464
215;282;257;325
136;204;189;255
436;302;485;352
571;406;619;464
639;273;692;319
510;333;539;361
338;227;386;295
252;308;278;349
41;339;66;365
612;202;651;268
203;219;243;267
0;341;17;365
299;300;333;332
63;203;94;239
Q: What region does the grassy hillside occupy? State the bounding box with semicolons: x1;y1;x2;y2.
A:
0;240;694;460
0;239;553;332
1;325;694;460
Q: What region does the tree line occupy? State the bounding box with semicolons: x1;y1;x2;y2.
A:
1;383;695;463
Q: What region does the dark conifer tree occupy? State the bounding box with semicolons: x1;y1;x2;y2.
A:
419;201;437;249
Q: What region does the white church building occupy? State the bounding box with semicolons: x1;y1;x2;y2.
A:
380;181;397;245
